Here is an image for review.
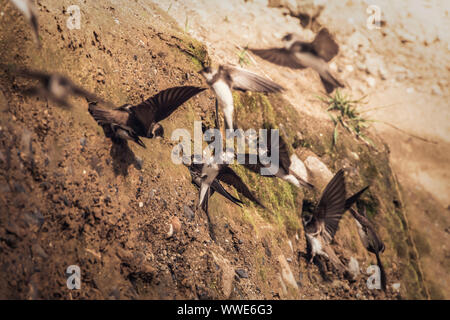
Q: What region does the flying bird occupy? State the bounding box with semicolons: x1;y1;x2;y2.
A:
10;0;41;48
89;86;205;148
239;128;314;189
187;161;244;214
199;64;284;130
195;155;265;239
198;157;265;211
14;68;107;108
250;28;344;93
302;169;347;271
345;186;387;291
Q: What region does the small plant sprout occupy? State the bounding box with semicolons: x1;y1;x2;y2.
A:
319;90;375;148
184;16;189;33
237;45;251;67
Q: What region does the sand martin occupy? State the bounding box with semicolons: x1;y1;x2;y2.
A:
346;186;387;291
302;169;346;271
199;64;284;130
193;154;264;240
89;86;205;148
14;68;106;108
250;28;344;93
10;0;41;47
187;161;244;214
240;127;314;189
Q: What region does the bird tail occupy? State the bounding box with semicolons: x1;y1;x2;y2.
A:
30;14;41;48
345;186;370;211
320;72;344;94
376;252;387;292
325;246;346;273
134;137;147;148
200;188;217;241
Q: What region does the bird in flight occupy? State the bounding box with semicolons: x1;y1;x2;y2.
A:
89;86;205;148
187;161;244;214
10;0;41;48
13;68;107;108
195;154;265;240
250;28;344;93
345;186;387;291
199;64;284;130
239;127;314;189
302;169;347;271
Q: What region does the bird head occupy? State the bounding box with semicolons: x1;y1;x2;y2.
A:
151;123;164;138
301;213;313;226
198;66;215;82
282;33;294;42
301;199;316;226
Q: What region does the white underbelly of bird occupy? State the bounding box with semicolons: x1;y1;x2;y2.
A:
307;234;329;259
212;80;234;129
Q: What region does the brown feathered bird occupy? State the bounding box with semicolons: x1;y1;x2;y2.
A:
88;86;205;148
192;154;265;240
10;0;41;48
250;28;344;93
187;161;244;214
13;68;106;108
345;186;387;291
199;64;284;130
239;128;314;189
302;169;347;271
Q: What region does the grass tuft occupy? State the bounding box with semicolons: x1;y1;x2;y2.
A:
319;90;375;149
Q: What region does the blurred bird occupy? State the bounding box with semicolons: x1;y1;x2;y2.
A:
302;169;346;271
187;161;244;214
10;0;41;48
250;28;344;93
199;64;284;130
89;86;205;148
195;154;265;239
14;68;107;108
239;128;314;189
198;156;265;211
345;186;387;291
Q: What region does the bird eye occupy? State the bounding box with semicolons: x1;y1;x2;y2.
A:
283;34;292;41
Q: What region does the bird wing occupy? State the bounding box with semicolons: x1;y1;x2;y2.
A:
221;65;284;93
344;186;370;211
88;103;145;146
211;180;244;207
190;166;243;207
315;169;346;241
64;79;108;104
291;52;344;93
250;47;306;69
217;166;265;209
88;103;129;126
15;68;50;82
350;207;385;254
130;86;205;135
311;28;339;62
